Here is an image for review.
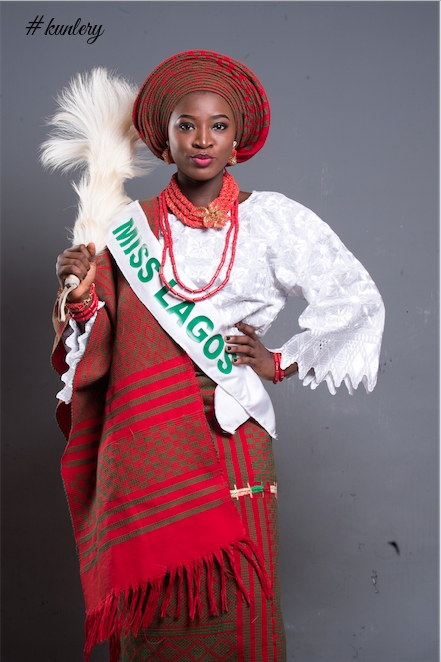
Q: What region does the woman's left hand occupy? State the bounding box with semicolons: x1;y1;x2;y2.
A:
225;321;275;381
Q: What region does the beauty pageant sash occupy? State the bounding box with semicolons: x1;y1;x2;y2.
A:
106;201;276;437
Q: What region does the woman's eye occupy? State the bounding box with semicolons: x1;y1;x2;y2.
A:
213;123;227;130
179;123;194;131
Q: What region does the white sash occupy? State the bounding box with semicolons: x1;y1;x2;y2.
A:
106;201;276;438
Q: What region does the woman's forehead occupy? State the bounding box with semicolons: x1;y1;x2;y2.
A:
171;91;234;118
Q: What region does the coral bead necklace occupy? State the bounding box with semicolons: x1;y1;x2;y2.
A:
164;171;239;229
158;172;240;302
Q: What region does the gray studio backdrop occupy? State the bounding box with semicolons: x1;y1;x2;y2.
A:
1;3;438;662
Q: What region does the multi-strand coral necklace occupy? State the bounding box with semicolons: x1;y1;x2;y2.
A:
158;171;240;302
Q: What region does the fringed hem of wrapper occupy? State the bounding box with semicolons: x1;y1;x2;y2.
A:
84;539;273;662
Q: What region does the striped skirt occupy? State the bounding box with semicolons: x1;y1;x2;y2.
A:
120;371;286;662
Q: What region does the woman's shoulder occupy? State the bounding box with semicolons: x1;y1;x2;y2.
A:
243;190;316;214
241;190;324;231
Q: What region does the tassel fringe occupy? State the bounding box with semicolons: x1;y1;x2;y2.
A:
84;540;273;662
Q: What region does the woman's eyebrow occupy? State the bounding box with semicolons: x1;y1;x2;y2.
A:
176;113;231;120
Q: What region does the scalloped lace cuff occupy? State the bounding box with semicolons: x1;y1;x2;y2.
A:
56;302;105;404
270;329;383;395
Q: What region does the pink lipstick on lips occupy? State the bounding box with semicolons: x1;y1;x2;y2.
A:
191;154;214;167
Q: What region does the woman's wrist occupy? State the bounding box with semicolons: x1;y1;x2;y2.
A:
272;353;298;382
66;287;92;303
63;283;99;322
283;361;298;377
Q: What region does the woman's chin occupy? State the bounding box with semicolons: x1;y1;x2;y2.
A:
177;165;225;184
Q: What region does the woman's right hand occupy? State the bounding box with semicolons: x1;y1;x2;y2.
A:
56;242;96;302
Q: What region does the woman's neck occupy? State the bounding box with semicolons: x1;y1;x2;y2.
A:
175;170;224;207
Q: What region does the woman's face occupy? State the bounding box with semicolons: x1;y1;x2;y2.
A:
167;92;236;182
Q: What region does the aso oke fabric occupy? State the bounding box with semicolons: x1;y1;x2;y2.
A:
132;50;270;163
121;370;286;662
52;199;279;662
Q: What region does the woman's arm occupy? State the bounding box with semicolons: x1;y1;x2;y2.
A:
53;244;111;404
226;194;384;392
272;214;385;394
56;242;97;333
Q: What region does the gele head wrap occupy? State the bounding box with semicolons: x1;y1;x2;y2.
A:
133;50;270;163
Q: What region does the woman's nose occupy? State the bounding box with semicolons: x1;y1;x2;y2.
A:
193;126;212;148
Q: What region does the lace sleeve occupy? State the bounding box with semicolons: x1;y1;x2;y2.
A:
270;211;385;394
56;302;105;403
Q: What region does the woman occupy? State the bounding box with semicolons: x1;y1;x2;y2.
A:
53;51;384;662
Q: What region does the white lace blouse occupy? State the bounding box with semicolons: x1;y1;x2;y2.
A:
57;191;385;403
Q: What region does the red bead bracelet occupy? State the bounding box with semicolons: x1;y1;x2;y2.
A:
273;352;285;384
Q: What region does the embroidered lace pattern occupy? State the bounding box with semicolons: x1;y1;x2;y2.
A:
56;303;105;403
58;191;384;403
